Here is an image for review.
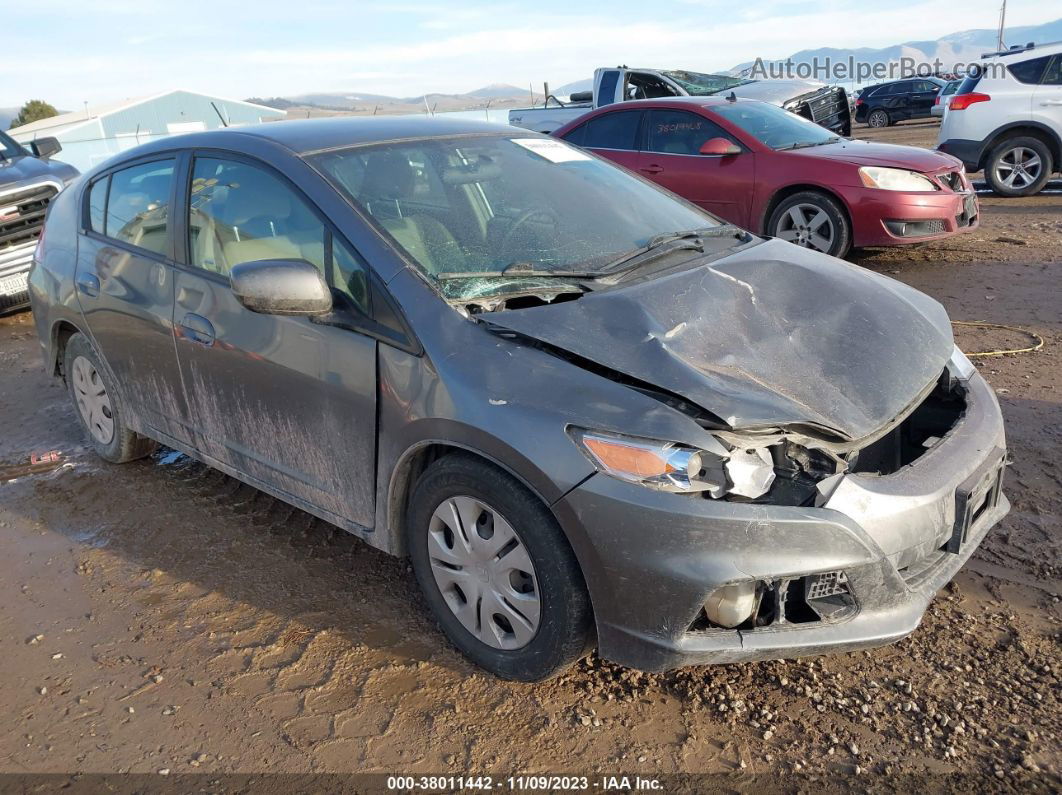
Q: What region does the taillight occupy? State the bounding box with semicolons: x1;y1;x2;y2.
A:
855;98;864;106
934;96;941;105
949;92;990;111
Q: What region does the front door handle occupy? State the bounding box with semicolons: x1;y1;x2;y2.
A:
1041;100;1062;106
76;272;100;298
641;164;664;174
179;313;215;347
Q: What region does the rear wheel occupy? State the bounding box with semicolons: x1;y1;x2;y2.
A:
768;191;851;258
867;109;890;128
407;454;592;681
985;136;1053;197
64;333;156;463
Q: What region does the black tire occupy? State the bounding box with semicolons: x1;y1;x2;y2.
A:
867;109;890;128
63;333;157;463
767;191;852;259
984;136;1053;197
407;454;592;681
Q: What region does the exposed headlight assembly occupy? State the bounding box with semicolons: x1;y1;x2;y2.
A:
570;428;775;499
858;166;938;192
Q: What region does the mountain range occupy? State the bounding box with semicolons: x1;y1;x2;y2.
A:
731;18;1062;80
248;84;540;117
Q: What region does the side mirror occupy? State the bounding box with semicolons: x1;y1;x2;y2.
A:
230;259;333;316
31;137;62;159
699;137;742;156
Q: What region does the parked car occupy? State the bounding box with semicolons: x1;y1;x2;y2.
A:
554;97;978;258
856;77;948;127
0;130;78;313
938;41;1062;196
30;117;1008;680
931;80;963;117
508;66;851;136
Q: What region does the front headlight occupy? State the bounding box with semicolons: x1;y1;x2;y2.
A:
858;166;938;192
569;429;775;499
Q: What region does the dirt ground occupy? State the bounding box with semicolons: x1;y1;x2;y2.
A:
0;119;1059;788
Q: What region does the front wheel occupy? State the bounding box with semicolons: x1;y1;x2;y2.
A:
768;191;852;258
984;136;1053;197
407;454;592;681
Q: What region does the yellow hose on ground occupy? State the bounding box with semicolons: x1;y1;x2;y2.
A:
952;320;1045;358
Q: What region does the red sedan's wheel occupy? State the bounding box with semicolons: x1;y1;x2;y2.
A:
768;192;851;259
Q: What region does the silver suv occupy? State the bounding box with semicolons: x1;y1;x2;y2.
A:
938;41;1062;196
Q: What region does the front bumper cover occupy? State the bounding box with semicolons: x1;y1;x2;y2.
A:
555;371;1008;672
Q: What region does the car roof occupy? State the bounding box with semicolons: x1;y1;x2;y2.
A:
588;96;765;112
121;116;532;160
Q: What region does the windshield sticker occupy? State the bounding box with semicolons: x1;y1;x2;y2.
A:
512;138;592;163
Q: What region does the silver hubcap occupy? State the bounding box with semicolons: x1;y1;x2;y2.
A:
427;496;540;650
776;203;836;253
71;355;114;444
995;146;1042;189
869;111;887;127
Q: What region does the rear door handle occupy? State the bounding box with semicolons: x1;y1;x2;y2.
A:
179;312;215;346
641;164;664;174
1041;100;1062;106
75;272;100;298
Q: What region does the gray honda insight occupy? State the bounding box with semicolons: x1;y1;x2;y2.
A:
29;117;1008;680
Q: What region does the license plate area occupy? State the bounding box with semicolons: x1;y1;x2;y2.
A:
0;272;29;297
947;448;1005;554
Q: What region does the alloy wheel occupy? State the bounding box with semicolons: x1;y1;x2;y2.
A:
868;110;888;128
71;355;115;444
427;496;540;650
994;146;1043;190
775;203;836;253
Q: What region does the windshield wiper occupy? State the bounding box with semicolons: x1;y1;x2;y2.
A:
777;137;842;151
435;263;603;280
434;225;749;282
596;224;749;275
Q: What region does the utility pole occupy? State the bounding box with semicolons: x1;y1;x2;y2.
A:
997;0;1007;51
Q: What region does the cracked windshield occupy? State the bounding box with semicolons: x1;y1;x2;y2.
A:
312;136;723;300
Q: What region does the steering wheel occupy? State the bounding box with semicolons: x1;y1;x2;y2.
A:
499;206;561;260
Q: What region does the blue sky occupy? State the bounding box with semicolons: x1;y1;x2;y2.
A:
4;0;1059;108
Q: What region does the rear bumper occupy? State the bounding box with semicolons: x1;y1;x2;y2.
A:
937;138;984;172
841;183;979;247
555;371;1008;671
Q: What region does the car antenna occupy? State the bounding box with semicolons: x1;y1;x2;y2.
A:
727;91;737;102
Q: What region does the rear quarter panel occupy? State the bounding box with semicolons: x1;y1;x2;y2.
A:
28;182;86;373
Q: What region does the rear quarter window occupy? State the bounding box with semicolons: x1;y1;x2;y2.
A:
1007;56;1051;84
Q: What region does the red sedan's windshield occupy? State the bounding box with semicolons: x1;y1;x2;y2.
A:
715;102;841;150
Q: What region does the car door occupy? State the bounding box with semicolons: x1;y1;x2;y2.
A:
560;109;643;171
1032;56;1062;140
171;152;378;529
910;81;940;119
75;156;190;441
637;108;755;227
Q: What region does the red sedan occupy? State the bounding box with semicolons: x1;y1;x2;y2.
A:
553;97;978;258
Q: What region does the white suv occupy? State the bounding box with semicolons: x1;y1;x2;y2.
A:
938;41;1062;196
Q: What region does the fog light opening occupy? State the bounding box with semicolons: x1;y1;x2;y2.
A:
704;581;762;629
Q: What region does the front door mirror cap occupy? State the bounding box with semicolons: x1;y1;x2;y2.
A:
700;137;742;156
230;258;333;316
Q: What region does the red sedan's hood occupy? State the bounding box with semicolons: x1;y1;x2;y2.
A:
790;139;962;173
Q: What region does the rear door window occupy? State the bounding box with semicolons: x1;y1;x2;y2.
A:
1040;56;1062;85
103;160;175;257
580;110;642;151
646;110;734;155
1008;56;1051;84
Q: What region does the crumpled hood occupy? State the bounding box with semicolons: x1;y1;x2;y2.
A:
793;139;963;172
731;79;831;106
0;153;76;192
484;239;954;441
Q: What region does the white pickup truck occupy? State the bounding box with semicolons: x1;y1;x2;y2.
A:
509;67;852;136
